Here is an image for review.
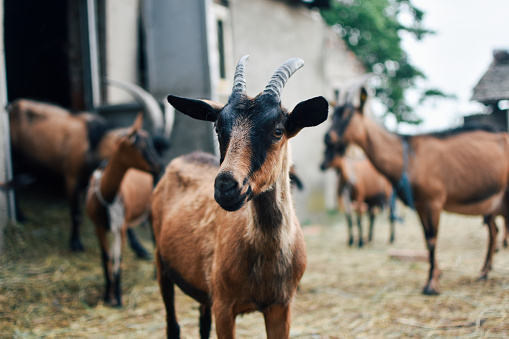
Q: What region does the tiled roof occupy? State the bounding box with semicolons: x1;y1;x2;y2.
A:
471;50;509;103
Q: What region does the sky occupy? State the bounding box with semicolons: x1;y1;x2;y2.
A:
380;0;509;134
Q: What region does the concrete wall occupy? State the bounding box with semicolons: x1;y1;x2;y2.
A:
229;0;364;223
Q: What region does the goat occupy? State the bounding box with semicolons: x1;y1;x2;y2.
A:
152;56;328;338
8;80;170;253
85;112;163;307
327;78;509;295
321;141;397;247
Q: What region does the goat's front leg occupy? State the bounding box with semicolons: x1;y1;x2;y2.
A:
263;304;291;339
199;304;212;339
127;227;151;259
368;209;375;243
212;301;236;339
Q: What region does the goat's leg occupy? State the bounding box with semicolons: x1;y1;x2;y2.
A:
368;209;375;243
127;227;151;260
95;224;113;304
503;216;509;248
263;304;291;339
356;209;363;247
156;252;180;338
212;301;236;339
417;204;441;295
479;215;498;280
346;213;354;246
67;177;84;252
199;304;212;339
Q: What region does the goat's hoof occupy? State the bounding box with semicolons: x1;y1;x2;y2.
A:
134;248;152;260
358;241;364;248
348;239;354;247
71;242;85;252
477;273;488;281
422;285;440;296
503;240;508;248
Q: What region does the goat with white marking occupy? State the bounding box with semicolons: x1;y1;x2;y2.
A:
8;81;170;253
152;56;328;338
85;112;163;307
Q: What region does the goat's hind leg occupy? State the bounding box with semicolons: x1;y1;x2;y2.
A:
479;214;498;280
199;304;212;339
127;227;151;260
156;253;181;338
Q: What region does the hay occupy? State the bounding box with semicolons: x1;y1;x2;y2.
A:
1;188;509;338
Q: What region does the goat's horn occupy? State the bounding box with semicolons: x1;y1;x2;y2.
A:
105;78;164;136
163;100;175;139
232;55;250;94
263;58;304;101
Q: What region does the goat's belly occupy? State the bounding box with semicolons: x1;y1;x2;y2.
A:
444;191;505;215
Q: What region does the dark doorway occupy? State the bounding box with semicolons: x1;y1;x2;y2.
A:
4;0;71;108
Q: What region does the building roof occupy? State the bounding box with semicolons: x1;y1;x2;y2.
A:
471;50;509;103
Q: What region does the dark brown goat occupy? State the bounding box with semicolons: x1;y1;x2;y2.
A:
8;81;169;253
327;80;509;295
321;142;396;247
152;56;328;338
85;113;163;307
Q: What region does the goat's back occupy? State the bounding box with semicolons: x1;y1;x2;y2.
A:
353;159;392;200
152;151;222;296
9;99;94;174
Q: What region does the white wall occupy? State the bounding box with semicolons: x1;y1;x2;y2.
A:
229;0;364;223
105;0;140;103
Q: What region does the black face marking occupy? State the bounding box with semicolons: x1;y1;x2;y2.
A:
134;132;164;175
216;94;285;175
333;104;356;138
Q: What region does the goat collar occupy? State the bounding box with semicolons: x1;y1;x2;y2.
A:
393;138;415;209
92;169;118;207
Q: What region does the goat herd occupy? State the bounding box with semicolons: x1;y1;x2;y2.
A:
7;56;509;338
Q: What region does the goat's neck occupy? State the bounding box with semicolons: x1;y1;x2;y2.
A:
354;117;404;183
97;129;125;160
245;146;296;249
98;155;128;204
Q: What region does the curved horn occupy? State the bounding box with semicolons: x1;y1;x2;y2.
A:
163;100;175;139
232;55;250;95
263;58;304;100
105;78;164;136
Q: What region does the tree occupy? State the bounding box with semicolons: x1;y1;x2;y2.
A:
321;0;451;125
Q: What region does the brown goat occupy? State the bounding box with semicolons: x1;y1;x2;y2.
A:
86;113;163;307
327;80;509;295
152;56;328;338
321;142;396;247
8;81;168;253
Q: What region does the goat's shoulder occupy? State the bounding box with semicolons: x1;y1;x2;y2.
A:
168;151;219;184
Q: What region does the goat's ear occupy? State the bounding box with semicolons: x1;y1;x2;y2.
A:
358;86;368;113
132;112;144;131
285;96;329;138
167;95;223;122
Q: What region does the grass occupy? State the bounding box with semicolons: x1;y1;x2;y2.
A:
1;186;508;338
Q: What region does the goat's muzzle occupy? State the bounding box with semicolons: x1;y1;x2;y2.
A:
214;172;252;212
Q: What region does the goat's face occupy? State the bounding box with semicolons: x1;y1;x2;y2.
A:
320;131;347;171
117;113;164;176
168;56;328;212
330;85;369;145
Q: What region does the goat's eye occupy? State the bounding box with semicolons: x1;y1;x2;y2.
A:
273;129;284;139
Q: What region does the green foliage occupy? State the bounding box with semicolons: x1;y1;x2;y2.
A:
321;0;443;124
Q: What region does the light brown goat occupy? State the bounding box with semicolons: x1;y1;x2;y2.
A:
327;80;509;295
321;142;396;247
85;113;163;307
152;56;328;338
8;80;169;253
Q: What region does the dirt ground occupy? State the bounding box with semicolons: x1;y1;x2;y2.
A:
1;186;508;338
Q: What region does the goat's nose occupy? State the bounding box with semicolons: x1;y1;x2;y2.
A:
215;172;238;195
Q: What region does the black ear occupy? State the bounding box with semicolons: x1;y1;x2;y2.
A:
167;95;222;122
358;86;368;113
285;96;329;138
